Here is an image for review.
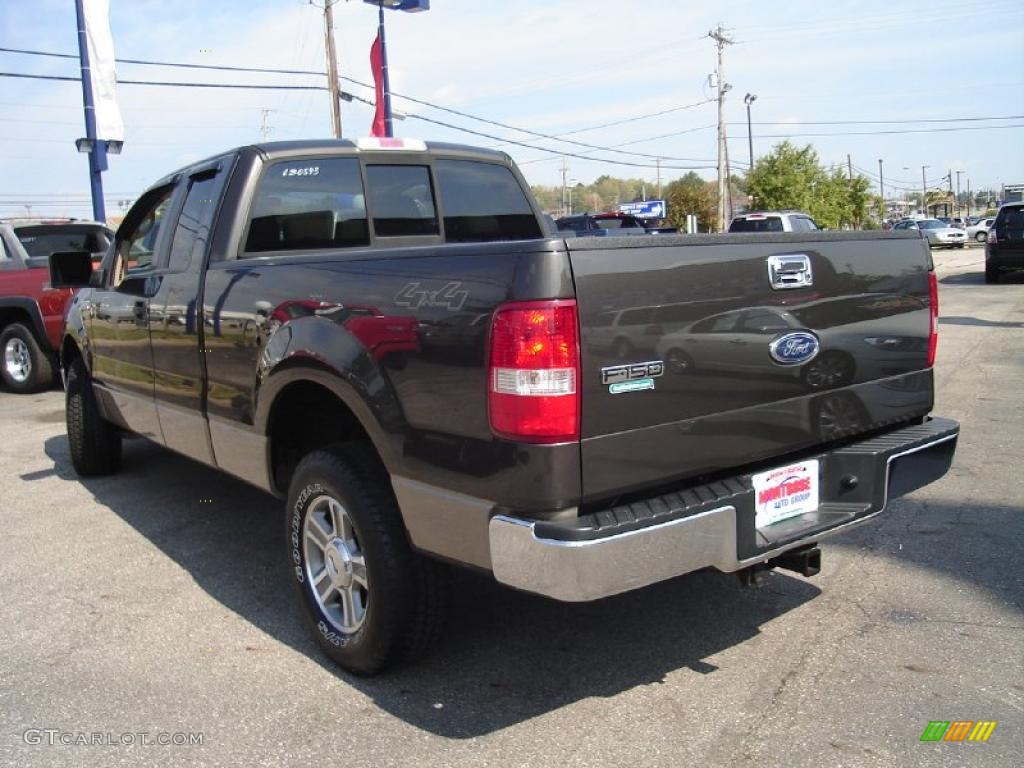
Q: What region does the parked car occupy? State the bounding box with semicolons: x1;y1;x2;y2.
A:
554;212;647;236
966;217;995;243
728;211;820;233
985;201;1024;283
0;223;87;392
655;295;928;390
13;220;112;263
50;138;957;675
891;218;966;248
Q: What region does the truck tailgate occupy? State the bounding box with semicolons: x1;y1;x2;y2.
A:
568;231;935;502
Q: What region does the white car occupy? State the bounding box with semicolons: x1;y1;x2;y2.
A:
892;218;966;248
966;217;995;243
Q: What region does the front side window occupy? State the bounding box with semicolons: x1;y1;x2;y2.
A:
436;160;542;242
245;158;369;253
120;187;175;272
366;165;439;237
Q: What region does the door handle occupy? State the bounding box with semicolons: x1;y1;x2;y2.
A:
729;338;747;345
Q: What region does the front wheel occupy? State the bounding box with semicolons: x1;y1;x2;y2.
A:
66;357;122;475
0;323;54;394
287;445;448;675
985;264;1000;284
976;231;988;243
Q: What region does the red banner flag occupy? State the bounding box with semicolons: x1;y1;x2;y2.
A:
370;33;386;137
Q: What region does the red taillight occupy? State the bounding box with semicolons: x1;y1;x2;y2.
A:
488;300;580;443
927;271;938;367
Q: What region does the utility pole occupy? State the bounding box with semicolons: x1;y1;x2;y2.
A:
921;165;929;216
314;0;343;138
259;109;273;142
966;178;971;218
878;158;885;215
947;170;954;218
708;24;734;232
955;170;963;219
656;158;662;199
560;157;569;217
847;154;853;181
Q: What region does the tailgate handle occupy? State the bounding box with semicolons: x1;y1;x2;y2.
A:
767;254;813;290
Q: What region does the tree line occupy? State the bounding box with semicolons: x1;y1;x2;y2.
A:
530;141;1000;231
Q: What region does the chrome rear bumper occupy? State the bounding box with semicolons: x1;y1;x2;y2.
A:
490;418;958;601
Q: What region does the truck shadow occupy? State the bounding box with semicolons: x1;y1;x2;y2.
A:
41;433;824;737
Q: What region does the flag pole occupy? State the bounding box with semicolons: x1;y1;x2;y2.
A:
75;0;107;222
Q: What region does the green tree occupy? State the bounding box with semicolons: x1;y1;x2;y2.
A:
664;173;717;232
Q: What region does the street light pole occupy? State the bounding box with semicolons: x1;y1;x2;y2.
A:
744;93;756;171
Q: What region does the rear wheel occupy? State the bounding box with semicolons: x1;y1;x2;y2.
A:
975;231;988;243
66;357;122;475
0;323;54;394
287;445;448;675
665;348;695;375
984;264;1000;284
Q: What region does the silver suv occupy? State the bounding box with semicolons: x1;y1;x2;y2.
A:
728;210;820;233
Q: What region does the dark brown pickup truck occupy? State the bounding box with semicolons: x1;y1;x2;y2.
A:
51;138;958;674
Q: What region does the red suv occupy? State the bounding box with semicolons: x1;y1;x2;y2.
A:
0;221;112;392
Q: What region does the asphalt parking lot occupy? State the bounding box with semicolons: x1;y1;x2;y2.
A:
0;245;1021;767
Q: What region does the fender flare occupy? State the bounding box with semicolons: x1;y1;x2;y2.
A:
0;297;50;351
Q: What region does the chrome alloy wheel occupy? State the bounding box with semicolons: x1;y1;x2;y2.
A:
804;355;850;389
303;495;369;634
4;337;31;384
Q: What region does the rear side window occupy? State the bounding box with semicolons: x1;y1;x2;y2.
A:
366;165;438;237
729;216;784;233
245;158;369;253
15;225;110;257
995;206;1024;229
435;160;541;242
167;169;228;272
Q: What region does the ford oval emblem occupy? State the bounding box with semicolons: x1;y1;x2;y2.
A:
769;331;820;366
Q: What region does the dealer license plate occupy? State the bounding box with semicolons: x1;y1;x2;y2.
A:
752;460;820;528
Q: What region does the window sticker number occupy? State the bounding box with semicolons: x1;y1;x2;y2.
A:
282;166;320;178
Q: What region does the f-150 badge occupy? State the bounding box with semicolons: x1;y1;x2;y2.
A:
601;360;663;393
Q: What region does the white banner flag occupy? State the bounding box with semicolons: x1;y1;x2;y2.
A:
82;0;124;141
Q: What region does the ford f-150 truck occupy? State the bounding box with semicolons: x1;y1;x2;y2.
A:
50;138;959;675
1;221;112;392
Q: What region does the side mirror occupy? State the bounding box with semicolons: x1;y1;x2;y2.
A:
49;250;94;289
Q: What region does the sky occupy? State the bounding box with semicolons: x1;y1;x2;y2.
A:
1;0;1022;219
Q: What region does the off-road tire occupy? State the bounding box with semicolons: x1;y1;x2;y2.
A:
66;357;122;475
0;323;54;394
287;444;449;675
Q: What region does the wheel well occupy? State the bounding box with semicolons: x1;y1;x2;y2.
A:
0;307;33;336
61;336;82;372
268;380;375;493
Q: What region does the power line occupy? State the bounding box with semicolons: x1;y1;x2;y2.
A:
729;123;1024;138
0;71;328;90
